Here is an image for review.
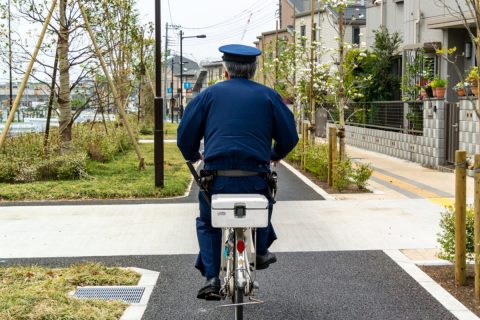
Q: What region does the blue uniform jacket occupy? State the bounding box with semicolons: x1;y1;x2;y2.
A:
177;77;299;172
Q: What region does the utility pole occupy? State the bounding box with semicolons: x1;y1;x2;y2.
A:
164;23;180;122
171;57;174;123
275;20;279;87
179;30;184;120
164;23;168;121
154;0;164;187
309;0;315;141
338;3;346;160
8;0;12;116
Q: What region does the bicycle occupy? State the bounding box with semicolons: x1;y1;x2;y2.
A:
212;194;268;320
187;162;272;320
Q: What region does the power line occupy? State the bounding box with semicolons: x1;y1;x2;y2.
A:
180;0;275;30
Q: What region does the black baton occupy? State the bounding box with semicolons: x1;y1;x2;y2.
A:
186;161;211;206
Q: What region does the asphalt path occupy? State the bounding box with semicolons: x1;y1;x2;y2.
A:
1;251;454;320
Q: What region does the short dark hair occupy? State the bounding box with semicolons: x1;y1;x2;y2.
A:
224;61;257;79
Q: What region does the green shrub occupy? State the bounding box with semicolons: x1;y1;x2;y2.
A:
36;152;88;181
352;163;373;189
14;162;37;183
139;125;153;135
332;159;353;191
305;143;329;181
437;206;475;262
0;159;17;183
57;153;88;180
285;139;303;163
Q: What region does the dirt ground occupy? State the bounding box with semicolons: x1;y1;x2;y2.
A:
420;264;480;317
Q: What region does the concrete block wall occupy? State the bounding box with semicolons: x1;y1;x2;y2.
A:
459;99;480;155
327;100;446;168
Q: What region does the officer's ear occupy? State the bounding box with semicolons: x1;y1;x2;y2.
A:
224;69;230;80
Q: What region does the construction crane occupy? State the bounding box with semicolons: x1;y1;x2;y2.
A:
240;12;253;41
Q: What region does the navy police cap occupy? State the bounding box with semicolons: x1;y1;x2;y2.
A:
219;44;262;63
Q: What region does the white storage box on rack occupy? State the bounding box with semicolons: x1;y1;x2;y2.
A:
211;194;269;228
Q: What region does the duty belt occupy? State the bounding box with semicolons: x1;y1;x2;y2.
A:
214;170;264;177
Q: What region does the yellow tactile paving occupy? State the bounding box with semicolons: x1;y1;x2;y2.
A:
372;171;454;207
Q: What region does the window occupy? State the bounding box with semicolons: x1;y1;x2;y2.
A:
353;27;360;45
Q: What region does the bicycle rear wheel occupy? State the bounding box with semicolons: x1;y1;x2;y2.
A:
233;286;243;320
233;229;244;320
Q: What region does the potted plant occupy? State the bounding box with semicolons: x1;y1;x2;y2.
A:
424;84;434;98
453;81;467;96
431;77;447;99
466;66;479;96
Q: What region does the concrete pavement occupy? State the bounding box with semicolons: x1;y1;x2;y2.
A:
0;145;472;319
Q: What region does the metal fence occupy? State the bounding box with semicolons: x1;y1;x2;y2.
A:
328;101;424;135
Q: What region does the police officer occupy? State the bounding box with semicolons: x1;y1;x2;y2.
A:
177;44;298;300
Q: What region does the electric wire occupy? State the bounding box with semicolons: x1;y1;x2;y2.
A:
170;11;276;46
180;0;276;31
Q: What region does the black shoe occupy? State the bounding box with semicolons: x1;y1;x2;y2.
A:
255;251;277;270
197;277;221;300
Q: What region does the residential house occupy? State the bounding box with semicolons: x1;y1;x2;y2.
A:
254;0;297;88
201;61;224;88
294;0;366;66
366;0;474;101
165;55;201;117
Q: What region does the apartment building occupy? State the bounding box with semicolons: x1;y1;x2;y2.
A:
294;1;366;65
366;0;474;101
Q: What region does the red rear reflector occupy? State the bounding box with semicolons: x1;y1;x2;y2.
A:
237;240;245;253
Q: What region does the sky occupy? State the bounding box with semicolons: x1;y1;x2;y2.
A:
0;0;279;82
135;0;279;63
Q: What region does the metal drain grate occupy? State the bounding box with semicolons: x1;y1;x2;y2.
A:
73;286;145;303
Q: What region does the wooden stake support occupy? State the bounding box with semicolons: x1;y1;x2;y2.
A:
0;0;58;149
77;0;145;169
328;126;337;187
301;120;308;170
475;154;480;298
455;150;467;286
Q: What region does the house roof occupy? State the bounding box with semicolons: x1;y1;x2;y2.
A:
202;61;224;68
287;0;312;13
295;4;366;25
169;55;200;77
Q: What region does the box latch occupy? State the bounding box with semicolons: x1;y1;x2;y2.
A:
234;204;246;218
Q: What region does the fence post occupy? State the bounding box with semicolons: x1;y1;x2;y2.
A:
475;154;480;298
455;150;467;286
328;126;337;186
403;102;409;133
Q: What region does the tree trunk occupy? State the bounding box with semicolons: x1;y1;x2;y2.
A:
58;0;71;152
44;45;59;156
338;5;346;161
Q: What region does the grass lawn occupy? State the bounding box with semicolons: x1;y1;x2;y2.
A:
0;263;140;320
139;122;178;140
0;143;191;201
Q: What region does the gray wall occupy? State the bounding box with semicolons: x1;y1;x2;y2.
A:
329;99;446;168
